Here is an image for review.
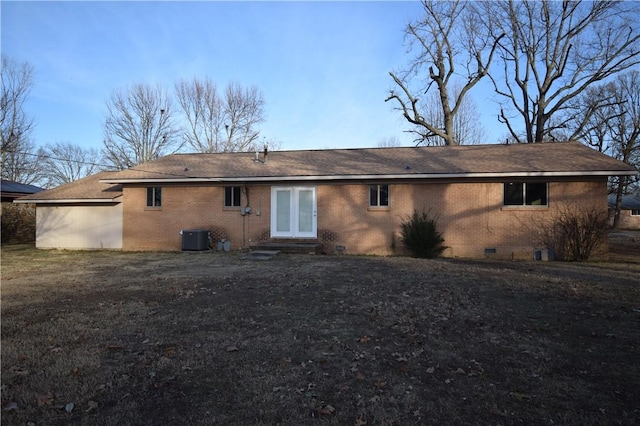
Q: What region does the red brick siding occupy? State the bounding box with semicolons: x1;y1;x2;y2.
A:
122;179;608;258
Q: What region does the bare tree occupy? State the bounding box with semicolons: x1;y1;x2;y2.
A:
42;142;101;187
176;78;265;153
1;139;46;185
377;136;403;148
386;0;503;146
483;0;640;144
102;83;182;170
1;55;38;180
420;81;486;145
600;72;639;229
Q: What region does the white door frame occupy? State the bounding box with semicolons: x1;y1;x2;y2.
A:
270;186;317;238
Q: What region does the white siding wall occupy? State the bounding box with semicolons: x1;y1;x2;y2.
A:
36;204;123;249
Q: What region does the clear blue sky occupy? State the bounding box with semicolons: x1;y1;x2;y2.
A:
2;1;502;152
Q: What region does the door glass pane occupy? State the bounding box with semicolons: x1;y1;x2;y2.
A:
276;190;290;232
298;189;313;233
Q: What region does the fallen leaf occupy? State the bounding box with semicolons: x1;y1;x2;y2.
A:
354;416;367;426
163;346;176;356
51;347;62;353
510;391;532;401
316;404;335;415
225;345;239;352
3;401;18;411
65;402;74;413
426;366;435;374
374;379;387;389
37;392;54;407
86;400;98;412
452;368;466;375
356;371;365;380
8;365;29;376
359;336;370;343
107;345;122;351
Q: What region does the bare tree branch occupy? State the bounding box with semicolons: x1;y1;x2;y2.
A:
42;142;100;187
102;83;182;170
387;0;503;146
483;0;640;143
1;55;39;182
176;78;265;153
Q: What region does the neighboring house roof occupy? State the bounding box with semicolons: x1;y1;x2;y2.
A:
14;171;122;204
1;180;44;202
100;142;638;184
608;194;640;210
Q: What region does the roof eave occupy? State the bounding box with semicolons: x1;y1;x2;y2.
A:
100;170;638;184
13;197;122;204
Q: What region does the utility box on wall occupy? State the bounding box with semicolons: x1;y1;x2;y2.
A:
181;229;210;251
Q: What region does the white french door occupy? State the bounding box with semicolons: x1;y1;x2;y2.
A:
271;186;317;238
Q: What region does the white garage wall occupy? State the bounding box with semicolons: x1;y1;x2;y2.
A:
36;204;123;249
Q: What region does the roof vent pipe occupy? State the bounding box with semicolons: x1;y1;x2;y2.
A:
263;146;268;164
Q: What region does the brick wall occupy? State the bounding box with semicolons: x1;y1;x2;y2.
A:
122;179;608;258
122;184;272;251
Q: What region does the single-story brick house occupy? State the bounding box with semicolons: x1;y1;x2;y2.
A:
16;142;637;258
608;194;640;230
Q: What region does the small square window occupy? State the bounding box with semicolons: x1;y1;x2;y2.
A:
504;182;547;206
224;186;241;207
369;184;389;207
146;187;162;207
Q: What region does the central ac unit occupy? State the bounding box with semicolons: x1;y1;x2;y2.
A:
182;229;210;251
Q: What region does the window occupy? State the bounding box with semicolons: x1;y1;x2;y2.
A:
146;187;162;207
504;182;547;206
224;186;241;207
631;209;640;216
369;184;389;207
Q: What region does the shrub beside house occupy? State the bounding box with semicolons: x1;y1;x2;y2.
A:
1;180;44;244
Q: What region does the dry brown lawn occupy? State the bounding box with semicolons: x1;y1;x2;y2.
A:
1;243;639;425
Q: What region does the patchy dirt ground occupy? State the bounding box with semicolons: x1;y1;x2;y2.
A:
1;240;639;426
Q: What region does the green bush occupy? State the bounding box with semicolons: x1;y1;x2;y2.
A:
400;209;446;258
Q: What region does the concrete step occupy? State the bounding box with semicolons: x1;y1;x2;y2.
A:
242;250;281;260
250;242;321;254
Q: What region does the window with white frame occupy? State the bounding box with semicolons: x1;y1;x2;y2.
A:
224;186;241;207
631;209;640;216
146;187;162;207
369;184;389;207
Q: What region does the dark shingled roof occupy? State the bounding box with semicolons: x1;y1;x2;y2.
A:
100;142;637;183
15;143;638;203
1;180;44;194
